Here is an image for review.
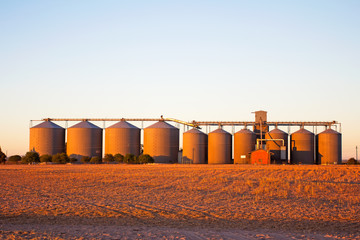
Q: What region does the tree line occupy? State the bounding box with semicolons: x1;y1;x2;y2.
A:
1;149;154;165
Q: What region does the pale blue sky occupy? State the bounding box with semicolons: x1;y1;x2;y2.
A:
1;1;359;159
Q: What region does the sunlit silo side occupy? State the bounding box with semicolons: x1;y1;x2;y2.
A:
208;128;232;164
29;121;65;156
143;121;179;163
234;128;256;164
67;121;103;160
105;121;140;156
182;128;208;164
265;128;288;164
316;129;342;165
290;128;315;164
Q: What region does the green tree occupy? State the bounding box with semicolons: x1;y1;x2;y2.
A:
0;147;6;164
103;154;114;163
137;154;154;164
90;156;102;164
8;155;21;163
52;153;69;164
114;153;124;163
40;154;52;163
347;158;358;165
21;152;40;164
81;156;91;163
124;153;136;164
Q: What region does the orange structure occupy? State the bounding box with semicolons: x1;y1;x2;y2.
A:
29;121;65;156
182;128;208;164
208;128;232;164
290;128;315;164
143;121;179;163
234;128;256;164
265;128;288;164
67;121;103;160
316;129;342;165
105;120;140;156
250;149;270;164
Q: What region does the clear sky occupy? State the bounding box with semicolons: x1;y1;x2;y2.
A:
1;0;359;159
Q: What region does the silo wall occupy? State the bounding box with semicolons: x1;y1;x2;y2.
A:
234;129;256;164
67;122;103;160
105;121;141;156
143;121;179;163
182;128;208;164
208;128;232;164
29;121;65;156
290;128;315;164
316;129;342;164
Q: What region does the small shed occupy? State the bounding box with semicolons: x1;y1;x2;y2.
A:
250;149;270;164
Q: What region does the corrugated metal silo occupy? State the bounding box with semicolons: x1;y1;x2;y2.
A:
265;128;288;164
290;128;315;164
182;128;208;164
143;121;179;163
234;128;256;164
208;128;232;164
316;128;342;165
67;121;103;160
105;120;140;156
29;121;65;156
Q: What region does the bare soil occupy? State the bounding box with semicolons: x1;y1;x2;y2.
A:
0;164;359;239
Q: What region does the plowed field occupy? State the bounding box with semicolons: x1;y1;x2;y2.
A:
0;164;359;239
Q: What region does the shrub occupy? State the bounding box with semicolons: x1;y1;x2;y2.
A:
40;154;52;163
21;152;40;164
8;155;21;163
69;157;78;163
124;153;136;164
103;154;114;163
52;153;69;164
114;153;124;163
90;156;102;164
137;154;154;164
347;158;358;165
81;156;91;163
0;148;6;164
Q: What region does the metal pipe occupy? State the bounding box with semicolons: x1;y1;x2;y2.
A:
256;138;285;149
260;119;263;149
356;146;358;161
36;118;339;128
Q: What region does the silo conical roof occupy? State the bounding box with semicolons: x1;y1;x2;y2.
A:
146;121;177;129
210;128;231;134
292;128;314;135
319;129;341;135
235;128;255;135
268;128;287;135
69;121;101;129
184;128;206;134
31;121;64;129
107;121;139;129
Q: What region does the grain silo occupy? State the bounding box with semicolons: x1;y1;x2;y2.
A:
29;120;65;156
182;128;208;164
67;121;103;160
234;128;256;164
208;128;232;164
143;121;179;163
290;128;315;164
265;128;288;164
105;120;140;156
316;128;342;165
